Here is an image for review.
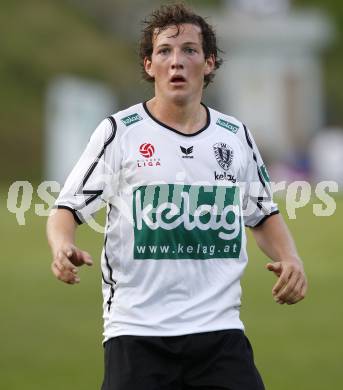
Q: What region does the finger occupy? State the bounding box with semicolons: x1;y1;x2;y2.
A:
300;280;308;298
66;276;80;285
290;279;307;304
52;263;79;284
53;255;77;272
272;268;291;296
266;262;282;276
288;275;308;304
66;247;92;267
51;263;80;284
66;247;76;259
52;259;63;272
57;250;78;273
51;262;60;277
66;247;83;266
283;276;303;304
81;250;93;266
276;273;300;302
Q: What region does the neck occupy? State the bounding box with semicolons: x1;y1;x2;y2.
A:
146;96;207;135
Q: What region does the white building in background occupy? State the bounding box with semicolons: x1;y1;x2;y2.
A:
231;0;290;15
215;0;333;161
310;129;343;187
45;76;116;184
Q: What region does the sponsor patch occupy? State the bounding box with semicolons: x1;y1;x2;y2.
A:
214;171;236;183
216;118;239;133
133;184;242;260
121;113;143;126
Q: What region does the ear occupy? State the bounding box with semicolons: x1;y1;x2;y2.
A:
144;57;154;78
204;54;215;76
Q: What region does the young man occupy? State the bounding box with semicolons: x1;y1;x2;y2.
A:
47;3;307;390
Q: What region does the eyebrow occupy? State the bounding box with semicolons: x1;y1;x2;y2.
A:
155;41;200;49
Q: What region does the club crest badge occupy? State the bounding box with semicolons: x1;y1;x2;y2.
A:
213;142;234;171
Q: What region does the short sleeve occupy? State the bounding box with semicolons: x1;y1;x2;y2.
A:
54;116;118;224
241;125;279;228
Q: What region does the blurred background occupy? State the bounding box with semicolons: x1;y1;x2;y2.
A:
1;0;342;389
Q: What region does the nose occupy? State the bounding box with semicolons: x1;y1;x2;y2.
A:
171;49;184;70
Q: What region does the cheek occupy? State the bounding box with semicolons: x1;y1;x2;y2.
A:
158;70;171;85
190;62;207;77
151;60;168;76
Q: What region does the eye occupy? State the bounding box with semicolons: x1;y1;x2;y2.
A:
158;48;170;55
184;47;197;54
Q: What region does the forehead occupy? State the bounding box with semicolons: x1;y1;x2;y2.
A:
153;23;202;46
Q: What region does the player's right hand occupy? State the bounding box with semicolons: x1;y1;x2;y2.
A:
51;244;93;285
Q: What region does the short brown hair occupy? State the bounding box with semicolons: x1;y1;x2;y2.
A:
139;3;223;88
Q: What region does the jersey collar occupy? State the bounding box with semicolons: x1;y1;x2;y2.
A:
142;101;211;137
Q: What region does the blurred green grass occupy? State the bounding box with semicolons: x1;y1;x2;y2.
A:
0;188;342;389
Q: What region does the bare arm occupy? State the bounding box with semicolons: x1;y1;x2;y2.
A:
47;209;93;285
251;213;307;305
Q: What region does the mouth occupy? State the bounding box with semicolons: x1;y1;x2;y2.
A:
169;75;187;85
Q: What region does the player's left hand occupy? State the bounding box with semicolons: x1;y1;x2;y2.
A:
266;260;307;305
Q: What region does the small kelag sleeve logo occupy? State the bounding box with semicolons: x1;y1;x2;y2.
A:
121;113;143;126
216;118;239;133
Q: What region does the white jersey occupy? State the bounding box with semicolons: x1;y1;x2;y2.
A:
55;102;279;342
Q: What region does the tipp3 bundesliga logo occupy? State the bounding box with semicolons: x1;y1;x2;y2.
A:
137;143;161;168
133;184;242;260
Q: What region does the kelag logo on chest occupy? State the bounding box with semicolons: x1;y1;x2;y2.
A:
132;184;242;260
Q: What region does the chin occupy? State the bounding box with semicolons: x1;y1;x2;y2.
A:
168;90;193;105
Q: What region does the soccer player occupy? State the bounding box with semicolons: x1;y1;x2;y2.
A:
47;3;307;390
